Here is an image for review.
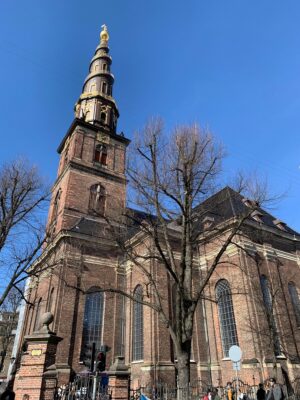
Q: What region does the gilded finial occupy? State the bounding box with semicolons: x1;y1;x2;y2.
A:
100;24;109;42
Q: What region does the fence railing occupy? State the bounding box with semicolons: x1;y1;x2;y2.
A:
129;379;295;400
56;373;111;400
60;375;300;400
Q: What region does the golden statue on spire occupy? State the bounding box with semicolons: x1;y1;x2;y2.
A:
100;24;109;42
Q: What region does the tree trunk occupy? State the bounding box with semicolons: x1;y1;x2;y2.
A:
177;350;190;400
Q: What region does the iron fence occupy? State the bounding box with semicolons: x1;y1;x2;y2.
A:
60;374;300;400
56;373;111;400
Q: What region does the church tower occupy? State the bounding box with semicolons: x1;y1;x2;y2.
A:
47;24;129;237
22;26;130;383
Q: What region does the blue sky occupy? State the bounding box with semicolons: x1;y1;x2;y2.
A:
0;1;299;231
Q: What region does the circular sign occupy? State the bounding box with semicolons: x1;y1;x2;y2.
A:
229;345;242;362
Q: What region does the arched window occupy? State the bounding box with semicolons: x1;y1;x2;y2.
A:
94;144;107;165
64;145;69;164
81;287;104;356
260;275;272;312
288;282;300;327
47;288;55;313
89;184;106;215
100;112;106;124
85;110;91;121
52;190;61;221
132;285;144;361
102;63;107;71
34;298;42;332
102;82;107;94
260;275;281;355
171;283;177;331
215;280;238;357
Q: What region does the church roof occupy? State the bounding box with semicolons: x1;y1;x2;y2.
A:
70;217;105;237
69;186;299;240
193;186;299;236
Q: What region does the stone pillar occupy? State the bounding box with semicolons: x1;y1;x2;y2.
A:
108;356;130;400
14;312;62;400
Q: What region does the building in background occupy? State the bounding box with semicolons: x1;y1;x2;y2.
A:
0;311;18;384
13;26;300;390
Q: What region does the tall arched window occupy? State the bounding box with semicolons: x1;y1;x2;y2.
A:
94;144;107;165
52;190;61;222
260;275;281;355
34;298;42;332
171;283;177;331
288;282;300;327
260;275;273;311
132;285;144;361
81;287;104;356
100;112;107;124
216;279;238;357
47;288;55;313
102;82;107;94
88;184;106;215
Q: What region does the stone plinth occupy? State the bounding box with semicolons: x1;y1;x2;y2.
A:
108;356;130;400
14;313;63;400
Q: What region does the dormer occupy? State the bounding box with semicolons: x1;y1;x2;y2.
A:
251;210;264;223
203;216;215;230
242;198;259;209
273;219;287;231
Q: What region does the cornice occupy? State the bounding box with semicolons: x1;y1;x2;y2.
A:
198;239;299;269
79;92;119;115
68;160;127;184
57;118;130;154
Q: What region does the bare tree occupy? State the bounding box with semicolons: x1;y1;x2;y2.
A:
70;119;268;394
0;159;50;307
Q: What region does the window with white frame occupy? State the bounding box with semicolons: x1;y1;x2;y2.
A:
216;279;238;357
288;282;300;327
260;275;281;356
81;288;104;357
132;285;143;361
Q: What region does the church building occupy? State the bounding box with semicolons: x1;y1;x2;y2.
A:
15;26;300;391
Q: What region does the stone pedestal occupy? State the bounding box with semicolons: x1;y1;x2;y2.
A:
108;356;130;400
14;313;63;400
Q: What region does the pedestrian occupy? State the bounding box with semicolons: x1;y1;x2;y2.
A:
213;388;221;400
257;383;266;400
266;378;285;400
203;391;209;400
226;382;235;400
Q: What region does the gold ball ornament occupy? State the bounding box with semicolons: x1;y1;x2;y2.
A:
100;24;109;42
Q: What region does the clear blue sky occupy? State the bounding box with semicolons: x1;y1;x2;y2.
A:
0;0;299;231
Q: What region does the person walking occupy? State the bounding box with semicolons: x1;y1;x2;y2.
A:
213;388;221;400
266;378;285;400
257;383;266;400
226;382;235;400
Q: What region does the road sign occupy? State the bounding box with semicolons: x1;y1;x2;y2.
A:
229;345;242;362
233;361;240;371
